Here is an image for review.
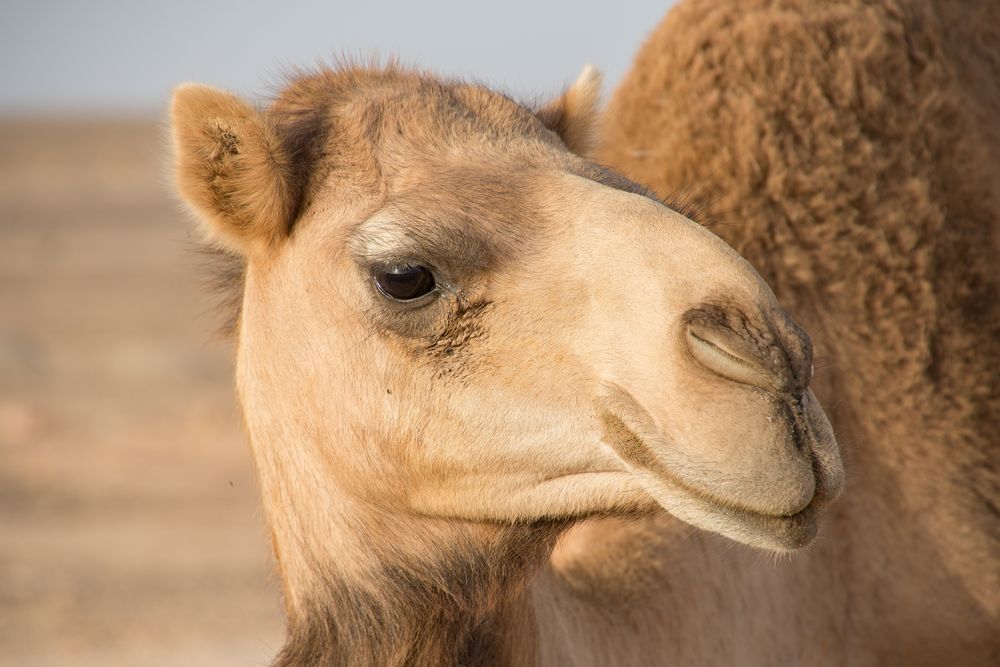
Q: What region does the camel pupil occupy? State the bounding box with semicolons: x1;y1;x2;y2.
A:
374;265;436;301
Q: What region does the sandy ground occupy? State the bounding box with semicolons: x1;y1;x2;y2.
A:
0;120;285;665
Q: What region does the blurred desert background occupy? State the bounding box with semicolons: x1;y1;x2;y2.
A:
0;119;284;665
0;1;674;664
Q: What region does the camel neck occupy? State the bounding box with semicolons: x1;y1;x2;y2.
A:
269;501;563;666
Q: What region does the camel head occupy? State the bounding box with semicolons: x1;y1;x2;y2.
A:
171;65;842;553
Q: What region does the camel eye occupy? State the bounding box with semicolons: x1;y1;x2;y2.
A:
373;265;437;301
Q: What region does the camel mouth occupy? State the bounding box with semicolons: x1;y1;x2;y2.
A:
599;402;836;551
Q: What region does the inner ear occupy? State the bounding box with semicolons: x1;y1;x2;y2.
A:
536;65;603;157
170;84;300;258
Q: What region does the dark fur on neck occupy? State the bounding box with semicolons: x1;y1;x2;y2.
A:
273;518;565;666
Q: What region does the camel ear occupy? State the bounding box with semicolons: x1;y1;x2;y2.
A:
536;65;603;157
170;84;298;257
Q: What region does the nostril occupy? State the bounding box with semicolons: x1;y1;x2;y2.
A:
773;311;814;392
683;305;806;392
686;321;779;390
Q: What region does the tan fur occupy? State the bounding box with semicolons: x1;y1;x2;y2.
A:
171;60;849;663
595;0;1000;663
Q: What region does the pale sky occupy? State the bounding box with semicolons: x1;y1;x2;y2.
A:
0;0;675;114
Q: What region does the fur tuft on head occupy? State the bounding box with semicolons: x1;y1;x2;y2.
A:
171;84;299;257
536;65;604;157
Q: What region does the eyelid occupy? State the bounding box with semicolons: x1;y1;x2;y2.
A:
369;258;435;272
348;210;492;293
348;212;412;261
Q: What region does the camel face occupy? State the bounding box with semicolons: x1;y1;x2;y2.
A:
172;67;842;552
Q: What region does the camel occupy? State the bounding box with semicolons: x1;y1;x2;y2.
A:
597;0;1000;663
170;63;843;664
170;0;998;663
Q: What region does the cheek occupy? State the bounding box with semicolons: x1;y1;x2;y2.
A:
419;299;494;381
304;344;432;502
442;307;595;417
